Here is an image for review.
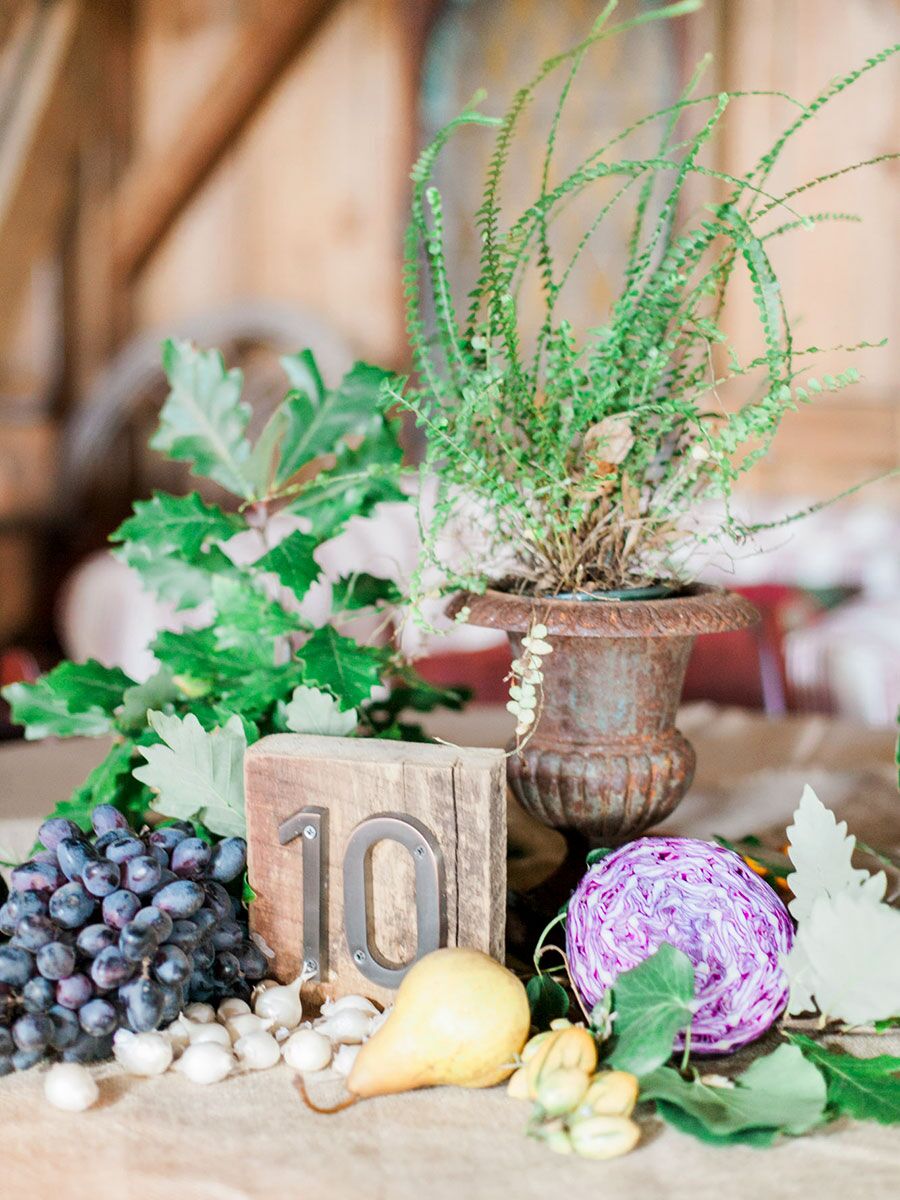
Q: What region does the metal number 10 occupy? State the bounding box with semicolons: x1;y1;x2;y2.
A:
279;808;447;989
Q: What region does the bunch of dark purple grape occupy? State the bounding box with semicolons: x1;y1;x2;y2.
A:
0;806;267;1074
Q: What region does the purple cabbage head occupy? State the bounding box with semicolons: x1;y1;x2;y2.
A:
566;836;793;1055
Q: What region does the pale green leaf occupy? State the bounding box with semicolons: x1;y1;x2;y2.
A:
607;942;695;1076
152;339;253;499
134;710;246;837
117;669;181;732
3;660;135;741
116;539;234;611
283;685;358;736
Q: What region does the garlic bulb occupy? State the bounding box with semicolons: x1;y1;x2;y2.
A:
165;1017;190;1056
113;1029;173;1077
282;1028;332;1073
176;1043;234;1084
331;1043;361;1077
184;1019;232;1048
184;1002;217;1025
317;1007;372;1045
217;998;251;1023
234;1031;281;1071
226;1012;273;1043
44;1063;100;1111
320;994;379;1019
253;977;304;1029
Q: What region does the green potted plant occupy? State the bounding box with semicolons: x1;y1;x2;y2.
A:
392;1;896;843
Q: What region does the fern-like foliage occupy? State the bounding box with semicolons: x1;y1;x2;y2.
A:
393;2;898;601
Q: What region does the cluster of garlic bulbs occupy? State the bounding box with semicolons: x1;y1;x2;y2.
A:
108;981;389;1087
506;621;552;743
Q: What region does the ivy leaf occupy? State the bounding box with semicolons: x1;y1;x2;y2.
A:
607;943;695;1076
110;491;243;559
332;572;402;611
784;890;900;1022
134;710;246;837
526;974;570;1028
300;626;386;708
785;784;886;922
151;339;254;499
3;660;135;740
274;359;392;486
284;424;405;540
254;530;321;603
211;576;302;647
641;1044;827;1143
788;1034;900;1124
117;669;181;732
283;685;358;736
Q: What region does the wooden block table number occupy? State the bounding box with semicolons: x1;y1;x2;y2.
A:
245;734;507;1005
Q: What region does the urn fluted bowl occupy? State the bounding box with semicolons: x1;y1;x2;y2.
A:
452;585;759;843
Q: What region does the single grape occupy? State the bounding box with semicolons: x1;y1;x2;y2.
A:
152;944;191;987
203;881;231;921
164;920;200;952
0;945;34;987
171;838;211;879
56;837;98;882
47;1005;81;1050
187;969;216;1004
12;1012;53;1052
210;919;242;953
192;908;217;938
14;914;58;951
10;860;63;895
62;1032;114;1063
0;1026;13;1056
124;855;163;895
91;804;129;835
82;859;121;898
0;904;17;936
147;827;188;853
37;817;82;850
213;952;240;985
12;1047;44;1071
79;998;119;1037
191;940;215;971
101;889;141;930
119;921;158;963
105;837;145;865
35;941;77;982
155;880;204;918
6;890;47;921
55;973;93;1010
123;977;164;1032
22;976;56;1013
208;838;247;884
76;924;118;958
49;881;96;929
159;983;185;1024
132;906;173;942
146;844;169;868
235;941;268;981
90;946;135;990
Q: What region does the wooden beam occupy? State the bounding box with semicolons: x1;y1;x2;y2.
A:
112;0;339;281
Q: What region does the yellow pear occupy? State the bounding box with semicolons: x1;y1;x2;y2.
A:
347;947;530;1098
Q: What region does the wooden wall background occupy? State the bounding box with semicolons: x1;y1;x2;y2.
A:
0;0;897;650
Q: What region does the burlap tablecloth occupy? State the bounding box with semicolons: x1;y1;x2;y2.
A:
1;704;898;1200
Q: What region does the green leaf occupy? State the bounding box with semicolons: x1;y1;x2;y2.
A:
134;710;246;837
3;660;135;741
219;661;306;717
274;359;392;486
641;1044;828;1141
116;540;233;611
283;685;358;736
300;625;387;709
151;627;271;685
242;872;257;906
788;1034;900;1124
254;530;322;602
606;943;695;1076
585;846;613;867
152;339;254;499
332;572;402;611
526;974;570;1028
875;1017;900;1033
211;576;302;647
110;491;243;559
117;669;181;732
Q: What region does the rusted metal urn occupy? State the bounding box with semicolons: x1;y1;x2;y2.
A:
454;586;759;844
